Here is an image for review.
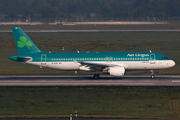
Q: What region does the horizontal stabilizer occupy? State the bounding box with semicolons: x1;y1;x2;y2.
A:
9;56;32;62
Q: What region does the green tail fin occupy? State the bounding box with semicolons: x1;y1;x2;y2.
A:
12;27;42;54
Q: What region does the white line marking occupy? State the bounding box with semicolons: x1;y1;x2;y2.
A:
172;76;180;78
172;80;180;82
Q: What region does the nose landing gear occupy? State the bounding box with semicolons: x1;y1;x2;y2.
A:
150;70;155;79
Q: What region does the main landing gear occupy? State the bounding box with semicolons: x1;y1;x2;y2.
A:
150;70;155;79
93;73;100;79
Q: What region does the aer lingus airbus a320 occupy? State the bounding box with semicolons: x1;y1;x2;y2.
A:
9;27;175;79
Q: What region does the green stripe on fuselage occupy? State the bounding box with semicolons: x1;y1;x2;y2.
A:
30;52;170;62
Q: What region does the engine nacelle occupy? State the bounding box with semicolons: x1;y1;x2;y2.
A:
108;67;125;76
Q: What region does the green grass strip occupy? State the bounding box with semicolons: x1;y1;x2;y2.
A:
0;86;180;118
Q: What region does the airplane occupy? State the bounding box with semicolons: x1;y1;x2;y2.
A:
9;27;175;79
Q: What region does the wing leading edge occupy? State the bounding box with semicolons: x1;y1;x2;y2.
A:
75;60;123;71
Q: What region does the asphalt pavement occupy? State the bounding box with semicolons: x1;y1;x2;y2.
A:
0;75;180;86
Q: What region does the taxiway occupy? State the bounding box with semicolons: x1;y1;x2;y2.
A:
1;29;180;32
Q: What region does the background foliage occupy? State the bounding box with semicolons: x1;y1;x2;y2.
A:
0;0;180;19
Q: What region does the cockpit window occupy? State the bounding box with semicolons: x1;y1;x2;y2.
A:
161;57;169;60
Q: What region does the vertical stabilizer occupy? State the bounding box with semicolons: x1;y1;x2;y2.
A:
12;27;42;54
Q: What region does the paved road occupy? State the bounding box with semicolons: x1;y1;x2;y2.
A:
1;29;180;32
0;75;180;86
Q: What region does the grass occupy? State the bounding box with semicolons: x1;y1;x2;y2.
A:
0;86;179;118
0;31;179;75
0;24;180;119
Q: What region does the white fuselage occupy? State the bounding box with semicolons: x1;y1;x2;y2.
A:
26;59;175;71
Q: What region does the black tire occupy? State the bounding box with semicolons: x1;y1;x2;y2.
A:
151;75;155;79
94;74;99;79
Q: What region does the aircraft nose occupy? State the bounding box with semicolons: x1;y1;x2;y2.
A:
170;60;175;67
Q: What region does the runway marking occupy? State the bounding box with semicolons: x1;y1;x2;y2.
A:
172;75;180;77
172;80;180;82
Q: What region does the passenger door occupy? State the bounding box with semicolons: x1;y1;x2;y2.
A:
150;54;155;64
41;54;46;65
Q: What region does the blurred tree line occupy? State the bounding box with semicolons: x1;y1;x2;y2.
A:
0;0;180;19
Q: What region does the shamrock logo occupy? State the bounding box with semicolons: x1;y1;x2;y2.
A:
17;36;32;49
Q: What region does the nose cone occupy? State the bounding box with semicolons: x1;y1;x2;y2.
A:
170;60;175;67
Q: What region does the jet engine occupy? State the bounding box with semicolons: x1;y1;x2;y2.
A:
107;67;125;76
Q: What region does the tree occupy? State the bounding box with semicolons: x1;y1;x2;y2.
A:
39;2;58;18
101;3;111;18
1;0;180;19
8;12;18;19
22;9;36;18
29;10;36;18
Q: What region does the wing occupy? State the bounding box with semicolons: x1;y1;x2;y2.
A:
75;60;121;71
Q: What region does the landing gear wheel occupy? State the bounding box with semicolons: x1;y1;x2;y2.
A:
94;73;100;79
150;70;155;79
151;75;155;79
